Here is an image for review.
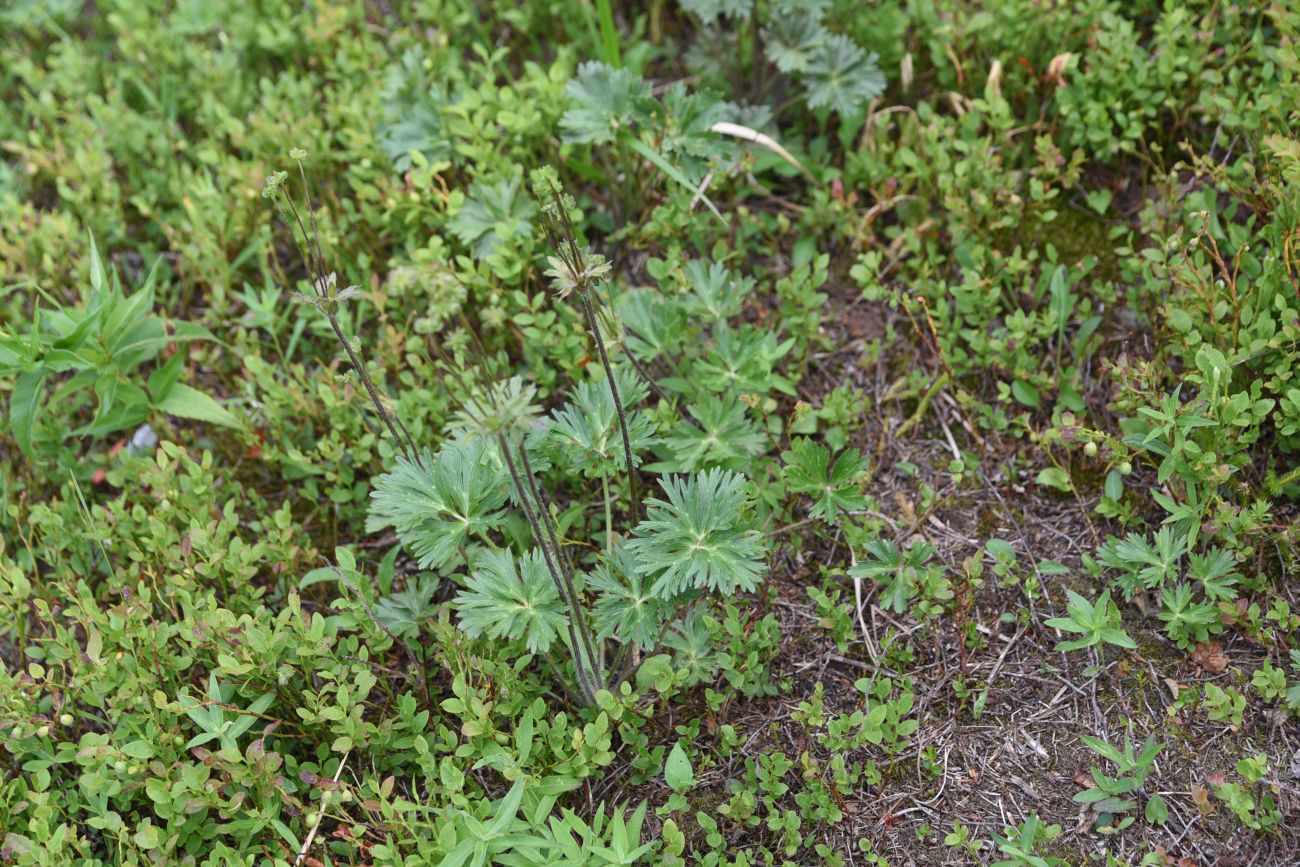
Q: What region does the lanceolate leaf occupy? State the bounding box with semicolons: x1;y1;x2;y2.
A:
9;370;46;457
155;383;244;429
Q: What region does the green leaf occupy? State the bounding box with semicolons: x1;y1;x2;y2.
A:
377;49;452;171
588;544;667;650
545;368;656;478
146;352;184;402
87;231;107;294
374;575;440;639
1145;793;1168;825
681;0;751;25
627;468;767;597
133;824;162;850
1085;189;1113;215
763;12;826;74
664;742;694;793
156;383;243;429
636;654;675;693
782;437;869;524
659;394;766;473
1035;467;1072;492
448;174;536;257
1099;628;1137;649
9;370;46;457
120;740;154;759
626;137;727;226
803;34;885;118
367;439;509;570
486;777;527;836
1012;380;1041;408
453;549;568;654
561;61;651;145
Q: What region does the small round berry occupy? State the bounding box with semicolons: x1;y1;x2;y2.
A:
1083;442;1098;457
1119;461;1132;475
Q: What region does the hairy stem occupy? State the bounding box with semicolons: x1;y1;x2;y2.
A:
518;439;603;694
578;285;641;523
324;313;421;467
497;433;601;702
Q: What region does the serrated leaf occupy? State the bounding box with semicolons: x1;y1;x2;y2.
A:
659;394;766;472
681;0;752;25
561;62;652;145
453;548;568;654
367;438;509;569
588;544;667;650
448;174;536;257
627;468;767;597
782;437;868;523
763;14;826;74
545;367;656;478
803;34;885;117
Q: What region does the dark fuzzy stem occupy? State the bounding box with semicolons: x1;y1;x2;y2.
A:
541;182;643;524
497;433;600;702
518;441;602;690
324;313;422;467
275;177;422;469
578;286;641;524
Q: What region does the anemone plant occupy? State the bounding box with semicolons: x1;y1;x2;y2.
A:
269;156;769;705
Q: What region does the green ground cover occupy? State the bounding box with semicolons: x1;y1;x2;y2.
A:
1;1;1299;864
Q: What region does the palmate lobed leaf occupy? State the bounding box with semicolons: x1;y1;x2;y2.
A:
545;368;657;478
374;575;440;639
657;394;766;472
627;468;766;597
560;61;652;145
849;539;939;614
693;322;796;397
781;437;868;523
367;438;509;569
762;12;826;74
448;174;536;257
586;544;667;651
453;548;568;654
803;34;885;118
